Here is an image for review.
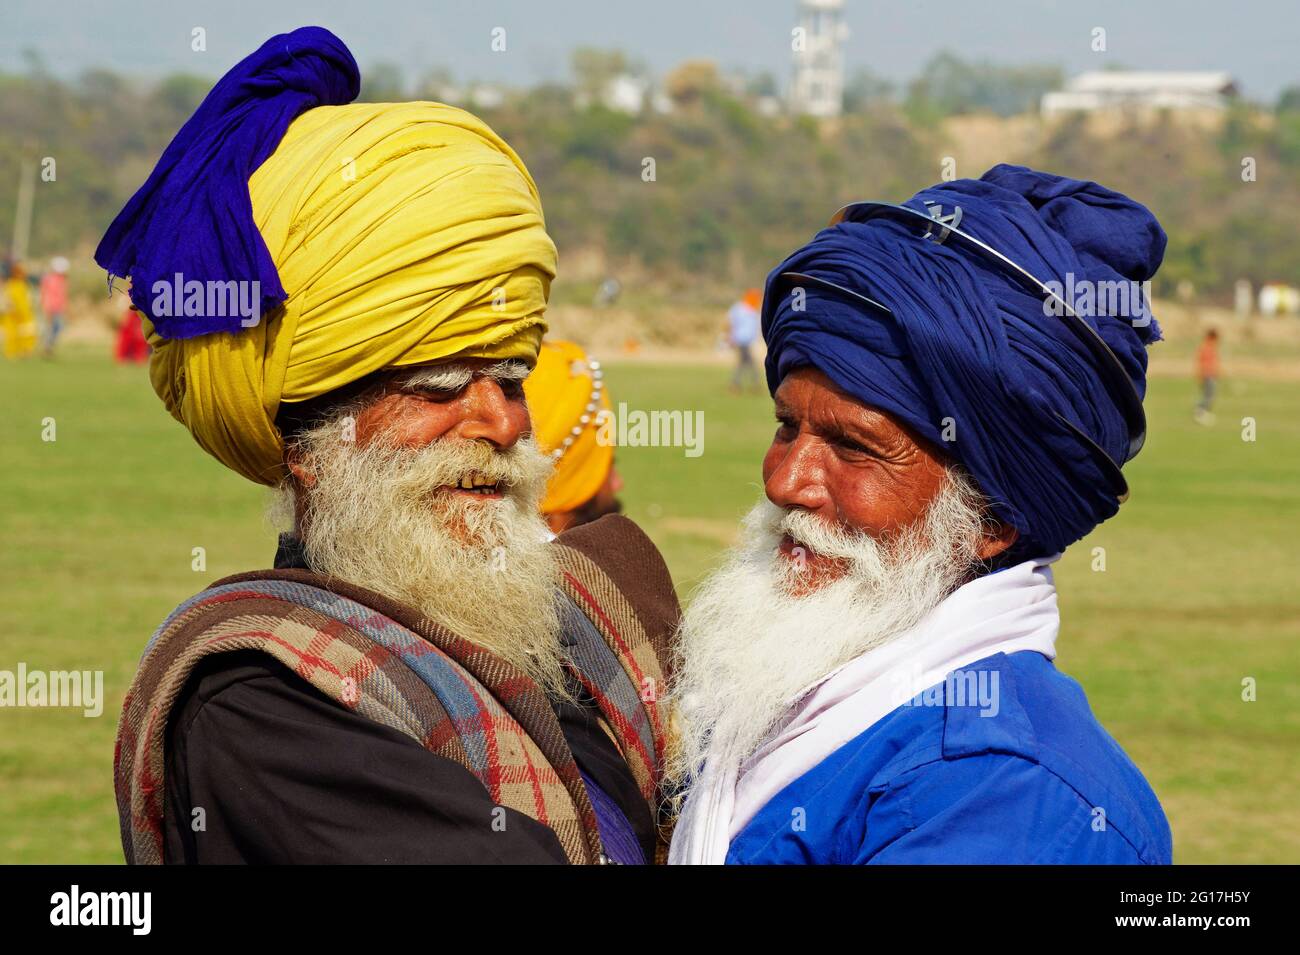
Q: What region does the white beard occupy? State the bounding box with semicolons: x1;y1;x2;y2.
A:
664;469;987;792
279;418;568;698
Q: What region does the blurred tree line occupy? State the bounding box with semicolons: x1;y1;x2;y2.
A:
2;48;1298;303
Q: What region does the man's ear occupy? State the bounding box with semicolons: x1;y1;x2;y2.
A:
284;443;316;490
975;518;1019;562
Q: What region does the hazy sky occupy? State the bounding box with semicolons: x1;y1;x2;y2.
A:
3;0;1296;101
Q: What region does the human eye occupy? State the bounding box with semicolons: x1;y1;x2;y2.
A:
833;434;878;460
774;412;798;440
398;367;472;400
408;382;463;401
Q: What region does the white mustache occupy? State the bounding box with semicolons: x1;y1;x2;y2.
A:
779;508;874;563
361;438;550;503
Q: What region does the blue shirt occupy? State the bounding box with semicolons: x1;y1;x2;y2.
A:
728;301;759;346
726;651;1172;864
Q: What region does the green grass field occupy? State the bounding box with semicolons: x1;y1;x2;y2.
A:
1;347;1297;863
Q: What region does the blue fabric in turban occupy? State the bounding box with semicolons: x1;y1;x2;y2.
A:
95;26;359;339
762;164;1166;559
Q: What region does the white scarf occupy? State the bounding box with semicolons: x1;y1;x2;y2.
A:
668;554;1062;865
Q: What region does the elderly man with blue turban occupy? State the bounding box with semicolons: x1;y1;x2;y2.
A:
105;28;679;865
667;165;1172;865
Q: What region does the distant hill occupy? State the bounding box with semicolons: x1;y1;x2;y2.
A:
3;66;1298;307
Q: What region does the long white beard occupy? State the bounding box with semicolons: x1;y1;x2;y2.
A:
664;469;987;793
280;420;568;698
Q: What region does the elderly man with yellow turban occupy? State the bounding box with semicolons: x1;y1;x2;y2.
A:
102;28;678;865
525;340;623;533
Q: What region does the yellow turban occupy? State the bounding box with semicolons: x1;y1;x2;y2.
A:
525;340;614;515
145;102;558;485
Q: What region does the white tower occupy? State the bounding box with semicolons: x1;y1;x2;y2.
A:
791;0;849;118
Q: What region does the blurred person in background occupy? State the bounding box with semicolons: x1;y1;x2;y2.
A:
525;339;623;534
102;27;677;865
594;276;622;307
1194;328;1220;424
667;165;1172;866
39;256;70;358
2;261;39;359
726;287;762;393
113;303;150;364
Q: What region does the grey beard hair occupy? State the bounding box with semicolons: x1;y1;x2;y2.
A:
275;411;569;700
663;466;989;796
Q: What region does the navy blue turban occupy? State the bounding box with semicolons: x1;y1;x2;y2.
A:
762;164;1166;559
95;26;359;338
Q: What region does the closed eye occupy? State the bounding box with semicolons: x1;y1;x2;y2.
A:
397;365;473;399
835;436;877;457
404;383;465;401
774;413;798;439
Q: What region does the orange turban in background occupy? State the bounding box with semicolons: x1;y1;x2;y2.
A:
525;340;614;514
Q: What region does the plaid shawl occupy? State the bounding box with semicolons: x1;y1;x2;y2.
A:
114;515;678;865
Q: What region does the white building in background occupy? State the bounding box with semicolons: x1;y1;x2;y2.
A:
574;73;674;115
573;74;646;113
1259;283;1300;317
1041;72;1238;115
790;0;849;117
426;83;504;110
604;74;648;113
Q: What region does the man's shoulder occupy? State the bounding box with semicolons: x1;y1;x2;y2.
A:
732;652;1171;864
167;568;415;635
875;650;1153;779
556;514;675;594
169;648;327;737
554;514;682;666
879;650;1172;862
140;570;440;742
144;570;350;661
940;652;1163;797
148;577;394;744
163;570;315;617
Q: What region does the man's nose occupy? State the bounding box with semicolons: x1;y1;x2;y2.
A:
764;435;830;514
454;378;526;449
